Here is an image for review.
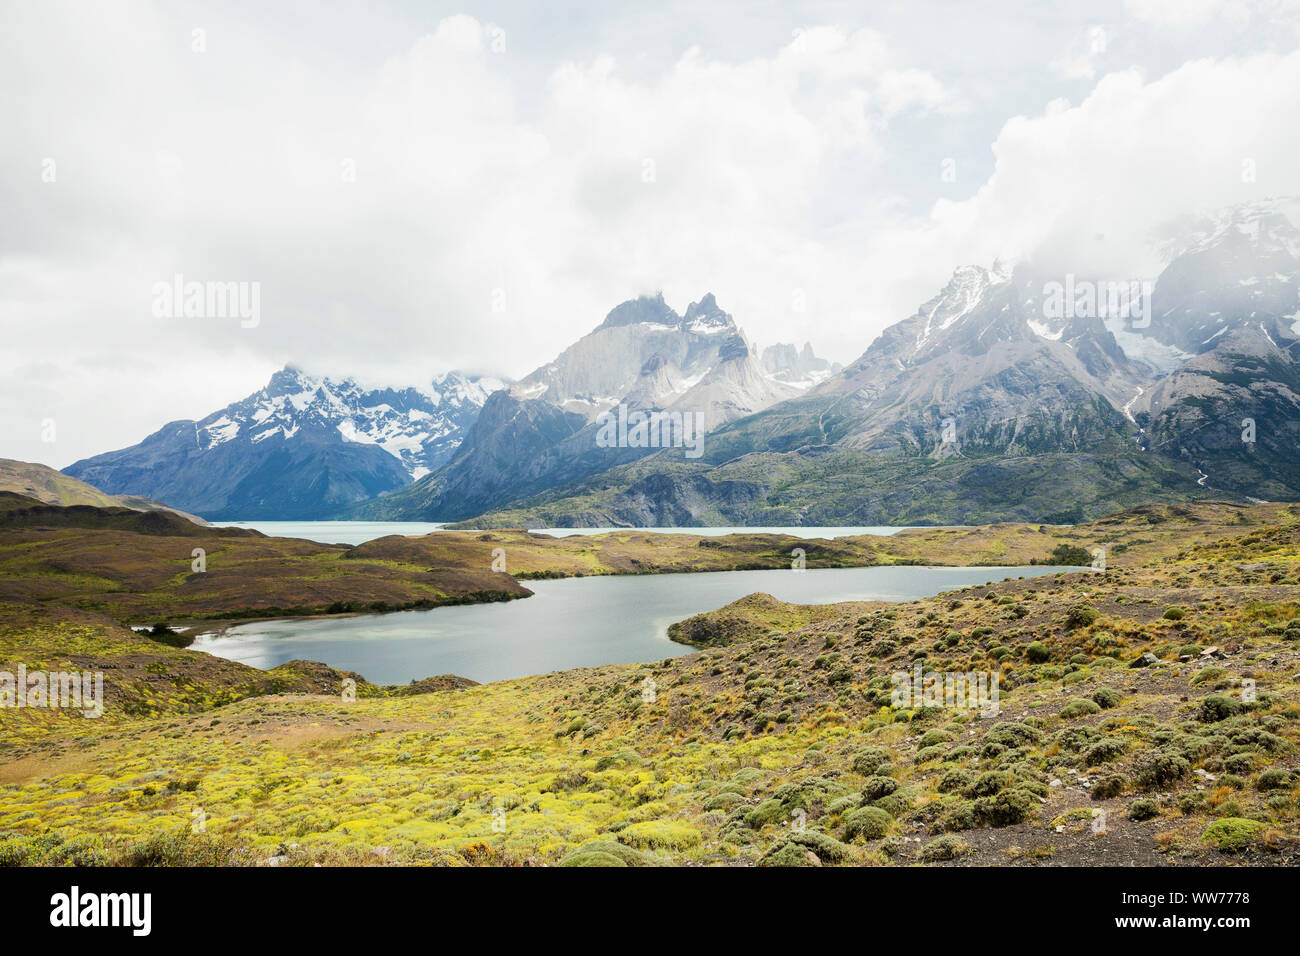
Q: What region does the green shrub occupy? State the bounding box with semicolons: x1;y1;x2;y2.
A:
558;840;655;867
974;788;1037;827
1256;769;1293;791
1066;605;1100;630
1091;687;1122;709
1085;738;1127;766
744;799;786;829
1060;698;1102;719
984;721;1042;749
1162;606;1185;621
843;805;893;841
966;770;1008;798
1026;642;1052;663
0;832;109;867
760;842;816;867
1224;753;1255;774
918;730;953;749
920;835;971;861
617;821;701;851
1128;798;1160;821
942;801;977;831
937;768;975;794
1200;818;1265;853
1133;749;1191;790
851;747;890;776
861;776;899;802
1196;695;1241;723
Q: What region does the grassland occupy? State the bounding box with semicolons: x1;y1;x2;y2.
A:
0;497;1297;866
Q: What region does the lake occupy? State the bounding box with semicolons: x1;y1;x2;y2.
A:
192;564;1073;685
215;519;921;546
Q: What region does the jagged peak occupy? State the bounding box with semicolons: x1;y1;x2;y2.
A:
595;292;677;331
1162;196;1300;261
681;293;736;334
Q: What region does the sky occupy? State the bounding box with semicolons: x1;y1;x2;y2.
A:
3;0;1300;468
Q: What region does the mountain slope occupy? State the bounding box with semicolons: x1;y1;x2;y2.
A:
1129;199;1300;500
64;366;507;520
0;458;206;523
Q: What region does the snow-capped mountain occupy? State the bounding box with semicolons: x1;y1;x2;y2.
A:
507;292;818;427
698;260;1143;465
1125;198;1300;499
1139;198;1300;355
64;366;508;519
196;365;506;481
353;293;837;520
441;202;1300;527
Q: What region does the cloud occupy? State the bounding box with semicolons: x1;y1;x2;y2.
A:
923;51;1300;278
2;2;1299;472
0;8;950;466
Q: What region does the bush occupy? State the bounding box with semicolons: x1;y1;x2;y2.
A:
783;830;853;864
851;747;891;776
617;821;701;851
918;730;952;749
1224;753;1255;775
0;832;109;867
1085;738;1127;766
1060;698;1102;719
984;721;1042;749
1162;606;1186;621
1128;798;1160;821
1256;768;1293;791
558;840;653;867
1026;642;1052;663
1200;818;1265;853
760;842;816;867
843;805;893;841
974;788;1038;827
1042;544;1092;566
1066;605;1100;630
1133;749;1191;790
942;801;977;831
861;776;899;802
920;835;971;861
1091;687;1123;709
937;768;975;793
1091;774;1125;800
1196;695;1241;723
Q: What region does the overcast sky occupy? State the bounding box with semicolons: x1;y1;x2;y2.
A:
3;0;1300;467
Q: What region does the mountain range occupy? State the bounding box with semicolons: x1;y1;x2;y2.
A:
64;367;507;519
351;292;841;521
60;198;1300;526
429;199;1300;527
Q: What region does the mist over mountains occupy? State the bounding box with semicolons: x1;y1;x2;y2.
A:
62;199;1300;526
